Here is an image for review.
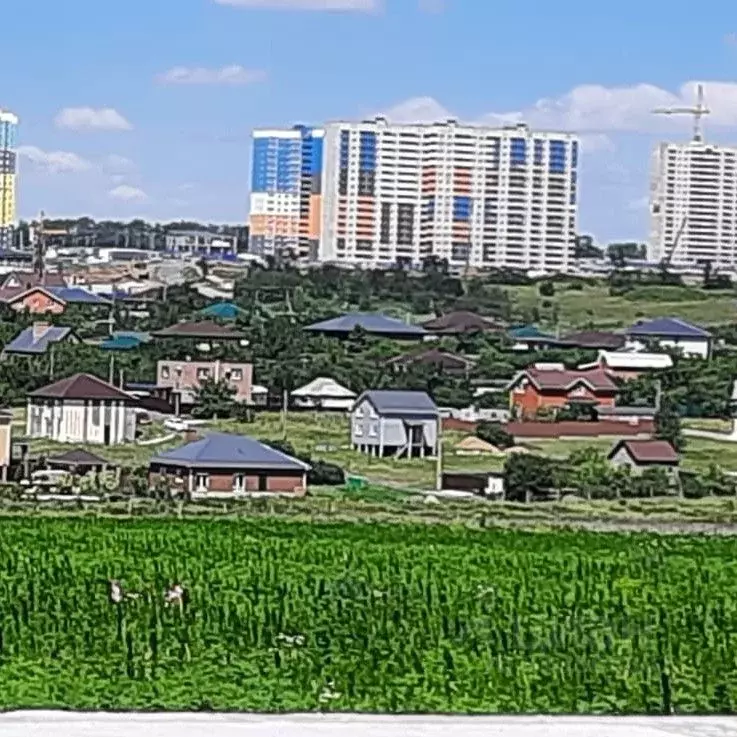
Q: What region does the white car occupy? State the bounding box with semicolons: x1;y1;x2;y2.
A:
163;418;208;432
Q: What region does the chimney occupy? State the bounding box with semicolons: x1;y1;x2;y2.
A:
32;322;50;342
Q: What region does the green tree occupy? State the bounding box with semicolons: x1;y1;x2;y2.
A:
475;421;514;449
192;378;236;419
655;395;685;451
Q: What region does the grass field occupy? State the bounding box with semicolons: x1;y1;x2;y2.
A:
507;283;737;330
1;518;737;712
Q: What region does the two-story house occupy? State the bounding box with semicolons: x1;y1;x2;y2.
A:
156;359;253;413
350;390;439;458
508;364;619;420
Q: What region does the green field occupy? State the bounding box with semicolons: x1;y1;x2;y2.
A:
0;518;736;713
507;283;737;329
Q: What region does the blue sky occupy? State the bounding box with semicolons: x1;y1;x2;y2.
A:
3;0;737;244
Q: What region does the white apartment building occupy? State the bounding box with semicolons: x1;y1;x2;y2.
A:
649;141;737;268
318;117;579;271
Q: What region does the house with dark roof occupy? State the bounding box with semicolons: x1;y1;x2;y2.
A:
625;317;712;359
148;432;310;498
508;364;619;420
557;330;626;351
2;286;110;315
26;373;138;445
152;319;248;342
608;439;680;476
350;390;439;458
46;448;116;475
387;348;476;376
422;311;503;335
0;270;66;295
304;313;427;340
508;325;559;351
2;322;79;358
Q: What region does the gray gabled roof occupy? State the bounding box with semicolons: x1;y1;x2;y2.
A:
304;313;427;337
3;325;75;355
355;390;439;417
149;432;311;471
626;317;711;339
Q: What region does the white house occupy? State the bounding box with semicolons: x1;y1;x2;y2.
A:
625;317;712;359
291;377;356;412
26;373;138;445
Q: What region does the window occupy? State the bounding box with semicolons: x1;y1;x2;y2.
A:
230;368;243;381
353;422;363;436
161;366;170;379
369;421;378;438
354;406;364;419
195;473;209;491
233;474;245;492
197;368;210;380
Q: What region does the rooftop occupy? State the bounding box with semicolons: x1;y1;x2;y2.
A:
292;377;356;399
304;313;427;338
2;325;75;355
150;432;311;471
46;448;116;467
558;330;626;350
609;439;679;465
513;367;619;393
358;389;439;416
29;373;136;402
199;302;246;320
152;320;247;340
626;317;711;339
508;325;557;342
593;350;674;371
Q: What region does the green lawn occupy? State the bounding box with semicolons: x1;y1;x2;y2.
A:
506;283;737;330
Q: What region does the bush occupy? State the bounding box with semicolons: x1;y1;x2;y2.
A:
538;281;555;297
308;461;345;486
475;421;514;449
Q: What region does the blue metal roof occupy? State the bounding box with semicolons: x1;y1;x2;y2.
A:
357;390;438;416
150;432;311;471
199;302;244;320
3;325;75;355
100;335;142;351
509;324;557;341
626;317;712;339
304;313;427;337
48;287;111;305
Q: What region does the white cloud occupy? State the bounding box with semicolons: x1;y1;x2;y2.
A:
55;107;132;132
157;65;267;86
383;81;737;136
579;133;615;154
213;0;379;10
109;184;148;202
17;145;93;174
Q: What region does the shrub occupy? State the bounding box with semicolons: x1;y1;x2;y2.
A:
475;421;514;449
308;461;345;486
538;281;555;297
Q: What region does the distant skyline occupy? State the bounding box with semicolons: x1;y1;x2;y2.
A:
3;0;737;244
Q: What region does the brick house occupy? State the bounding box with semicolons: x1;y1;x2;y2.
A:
608;439;679;476
156;359;253;411
148;432;310;498
508;365;619;420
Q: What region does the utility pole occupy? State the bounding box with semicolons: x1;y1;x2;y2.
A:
281;388;288;440
435;415;443;492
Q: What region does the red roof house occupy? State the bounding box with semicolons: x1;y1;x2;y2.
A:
508;365;619;419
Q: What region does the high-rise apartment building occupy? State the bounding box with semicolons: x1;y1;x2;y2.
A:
649;141;737;268
0;110;18;248
249;117;579;271
249;125;324;260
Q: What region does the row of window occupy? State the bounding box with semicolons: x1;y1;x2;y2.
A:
160;366;244;381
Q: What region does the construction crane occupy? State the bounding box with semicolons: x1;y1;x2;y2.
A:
652;83;711;143
33;210;47;280
661;215;688;269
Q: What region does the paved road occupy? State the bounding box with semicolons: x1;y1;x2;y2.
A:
1;713;736;737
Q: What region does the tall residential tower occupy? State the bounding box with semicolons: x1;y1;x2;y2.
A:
0;109;18;248
249;117;579;271
649;141;737;268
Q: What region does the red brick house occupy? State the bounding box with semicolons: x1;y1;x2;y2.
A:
148;432;310;498
508;365;619;419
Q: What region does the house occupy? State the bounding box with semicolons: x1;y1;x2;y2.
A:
2;323;79;358
304;313;427;340
557;330;626;351
608;439;679;476
148;432;310;498
291;377;356;411
387;348;476;376
580;350;673;380
625;317;712;359
0;270;66;296
508;364;619;420
198;302;245;321
422;311;503;335
151;319;248;343
351;390;439;458
508;325;559;351
26;373;138;445
156;359;253;412
2;286;110;315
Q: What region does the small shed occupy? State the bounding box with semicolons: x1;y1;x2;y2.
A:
291;377;356;411
46;448;116;475
442;471;505;499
